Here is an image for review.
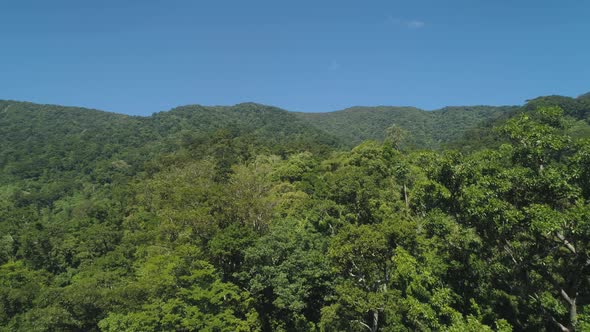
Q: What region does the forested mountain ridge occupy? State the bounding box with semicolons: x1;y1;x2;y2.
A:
151;102;342;155
294;105;518;148
2;93;590;331
450;92;590;151
0;99;522;186
0;101;339;182
295;92;590;150
0;100;153;183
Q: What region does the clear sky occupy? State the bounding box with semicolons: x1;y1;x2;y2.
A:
1;0;588;115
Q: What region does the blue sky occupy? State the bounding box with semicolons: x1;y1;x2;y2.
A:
1;0;588;115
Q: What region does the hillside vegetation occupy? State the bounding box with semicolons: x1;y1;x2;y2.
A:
295;105;518;148
0;101;339;183
1;94;590;331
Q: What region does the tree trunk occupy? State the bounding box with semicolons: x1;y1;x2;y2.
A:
403;183;409;208
371;310;379;332
569;295;577;331
559;288;577;331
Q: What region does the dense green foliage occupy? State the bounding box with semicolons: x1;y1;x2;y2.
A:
295;105;518;149
1;95;590;331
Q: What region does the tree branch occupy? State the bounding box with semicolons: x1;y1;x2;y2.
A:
555;232;577;255
504;240;521;265
352;320;372;331
560;288;575;306
550;315;570;332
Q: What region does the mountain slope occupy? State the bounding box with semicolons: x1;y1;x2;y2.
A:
2;94;586;187
150;102;341;154
295;105;518;149
0;101;340;185
0;100;154;183
447;93;590;151
2;93;590;331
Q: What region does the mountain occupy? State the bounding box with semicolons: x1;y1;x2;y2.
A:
578;91;590;101
1;99;522;186
447;94;590;151
149;102;341;155
0;101;341;180
2;93;590;331
0;100;152;183
3;96;583;186
524;94;590;119
294;105;518;149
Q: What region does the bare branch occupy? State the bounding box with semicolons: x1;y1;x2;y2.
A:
555;232;577;255
504;240;521;265
560;288;575;306
550;315;570;332
351;320;372;331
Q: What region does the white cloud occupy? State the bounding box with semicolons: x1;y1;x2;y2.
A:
406;20;425;29
387;16;425;29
